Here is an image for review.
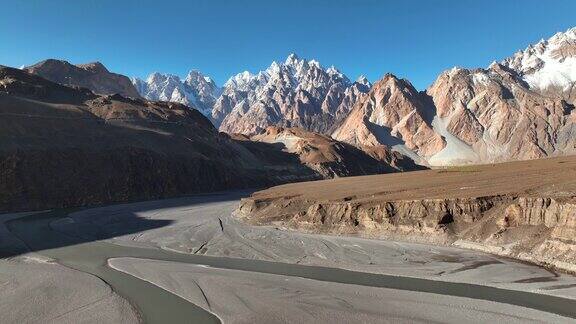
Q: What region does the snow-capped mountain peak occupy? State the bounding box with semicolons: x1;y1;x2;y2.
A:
223;70;259;90
212;53;366;134
132;70;221;116
355;75;372;88
268;61;281;73
185;70;207;84
224;54;351;91
146;72;172;84
308;59;321;68
326;65;338;75
284;53;300;66
501;26;576;93
326;65;348;82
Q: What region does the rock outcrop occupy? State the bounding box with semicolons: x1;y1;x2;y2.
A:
248;126;422;178
24;59;141;98
237;156;576;272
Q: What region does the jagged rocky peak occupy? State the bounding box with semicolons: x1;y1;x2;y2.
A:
223;53;351;91
333;72;444;163
500;26;576;97
185;70;219;92
285;53;300;65
223;70;264;90
215;53;364;135
355;75;371;87
375;73;416;91
132;69;221;116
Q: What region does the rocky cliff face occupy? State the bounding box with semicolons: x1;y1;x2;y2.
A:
425;63;575;165
213;54;370;135
24;59;141;98
332;74;445;163
236;156;576;272
239;195;576;272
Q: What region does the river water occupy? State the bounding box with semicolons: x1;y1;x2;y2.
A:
7;209;576;323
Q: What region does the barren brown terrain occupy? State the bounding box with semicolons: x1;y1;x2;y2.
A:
238;156;576;272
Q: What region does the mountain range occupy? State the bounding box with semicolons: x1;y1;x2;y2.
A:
132;54;371;135
12;26;576;170
125;26;576;166
131;71;221;116
214;54;371;135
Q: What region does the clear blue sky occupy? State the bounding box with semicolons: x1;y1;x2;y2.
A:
1;0;575;89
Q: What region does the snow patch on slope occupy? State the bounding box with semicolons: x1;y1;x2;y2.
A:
132;71;221;116
392;144;428;166
428;116;479;166
524;55;576;91
501;27;576;92
268;133;301;151
472;72;489;86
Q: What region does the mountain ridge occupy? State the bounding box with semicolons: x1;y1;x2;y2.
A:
0;65;413;211
24;59;141;98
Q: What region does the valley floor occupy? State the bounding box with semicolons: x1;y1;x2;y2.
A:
3;191;576;323
0;212;139;324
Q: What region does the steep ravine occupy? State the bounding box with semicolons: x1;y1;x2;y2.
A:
237;195;576;273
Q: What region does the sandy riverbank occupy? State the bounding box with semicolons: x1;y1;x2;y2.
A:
53;192;576;300
109;257;573;324
0;211;139;323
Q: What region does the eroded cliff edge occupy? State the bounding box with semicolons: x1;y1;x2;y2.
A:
236;156;576;273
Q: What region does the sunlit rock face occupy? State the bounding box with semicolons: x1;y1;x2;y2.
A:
334;27;576;166
214;54;371;135
332;74;445;164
